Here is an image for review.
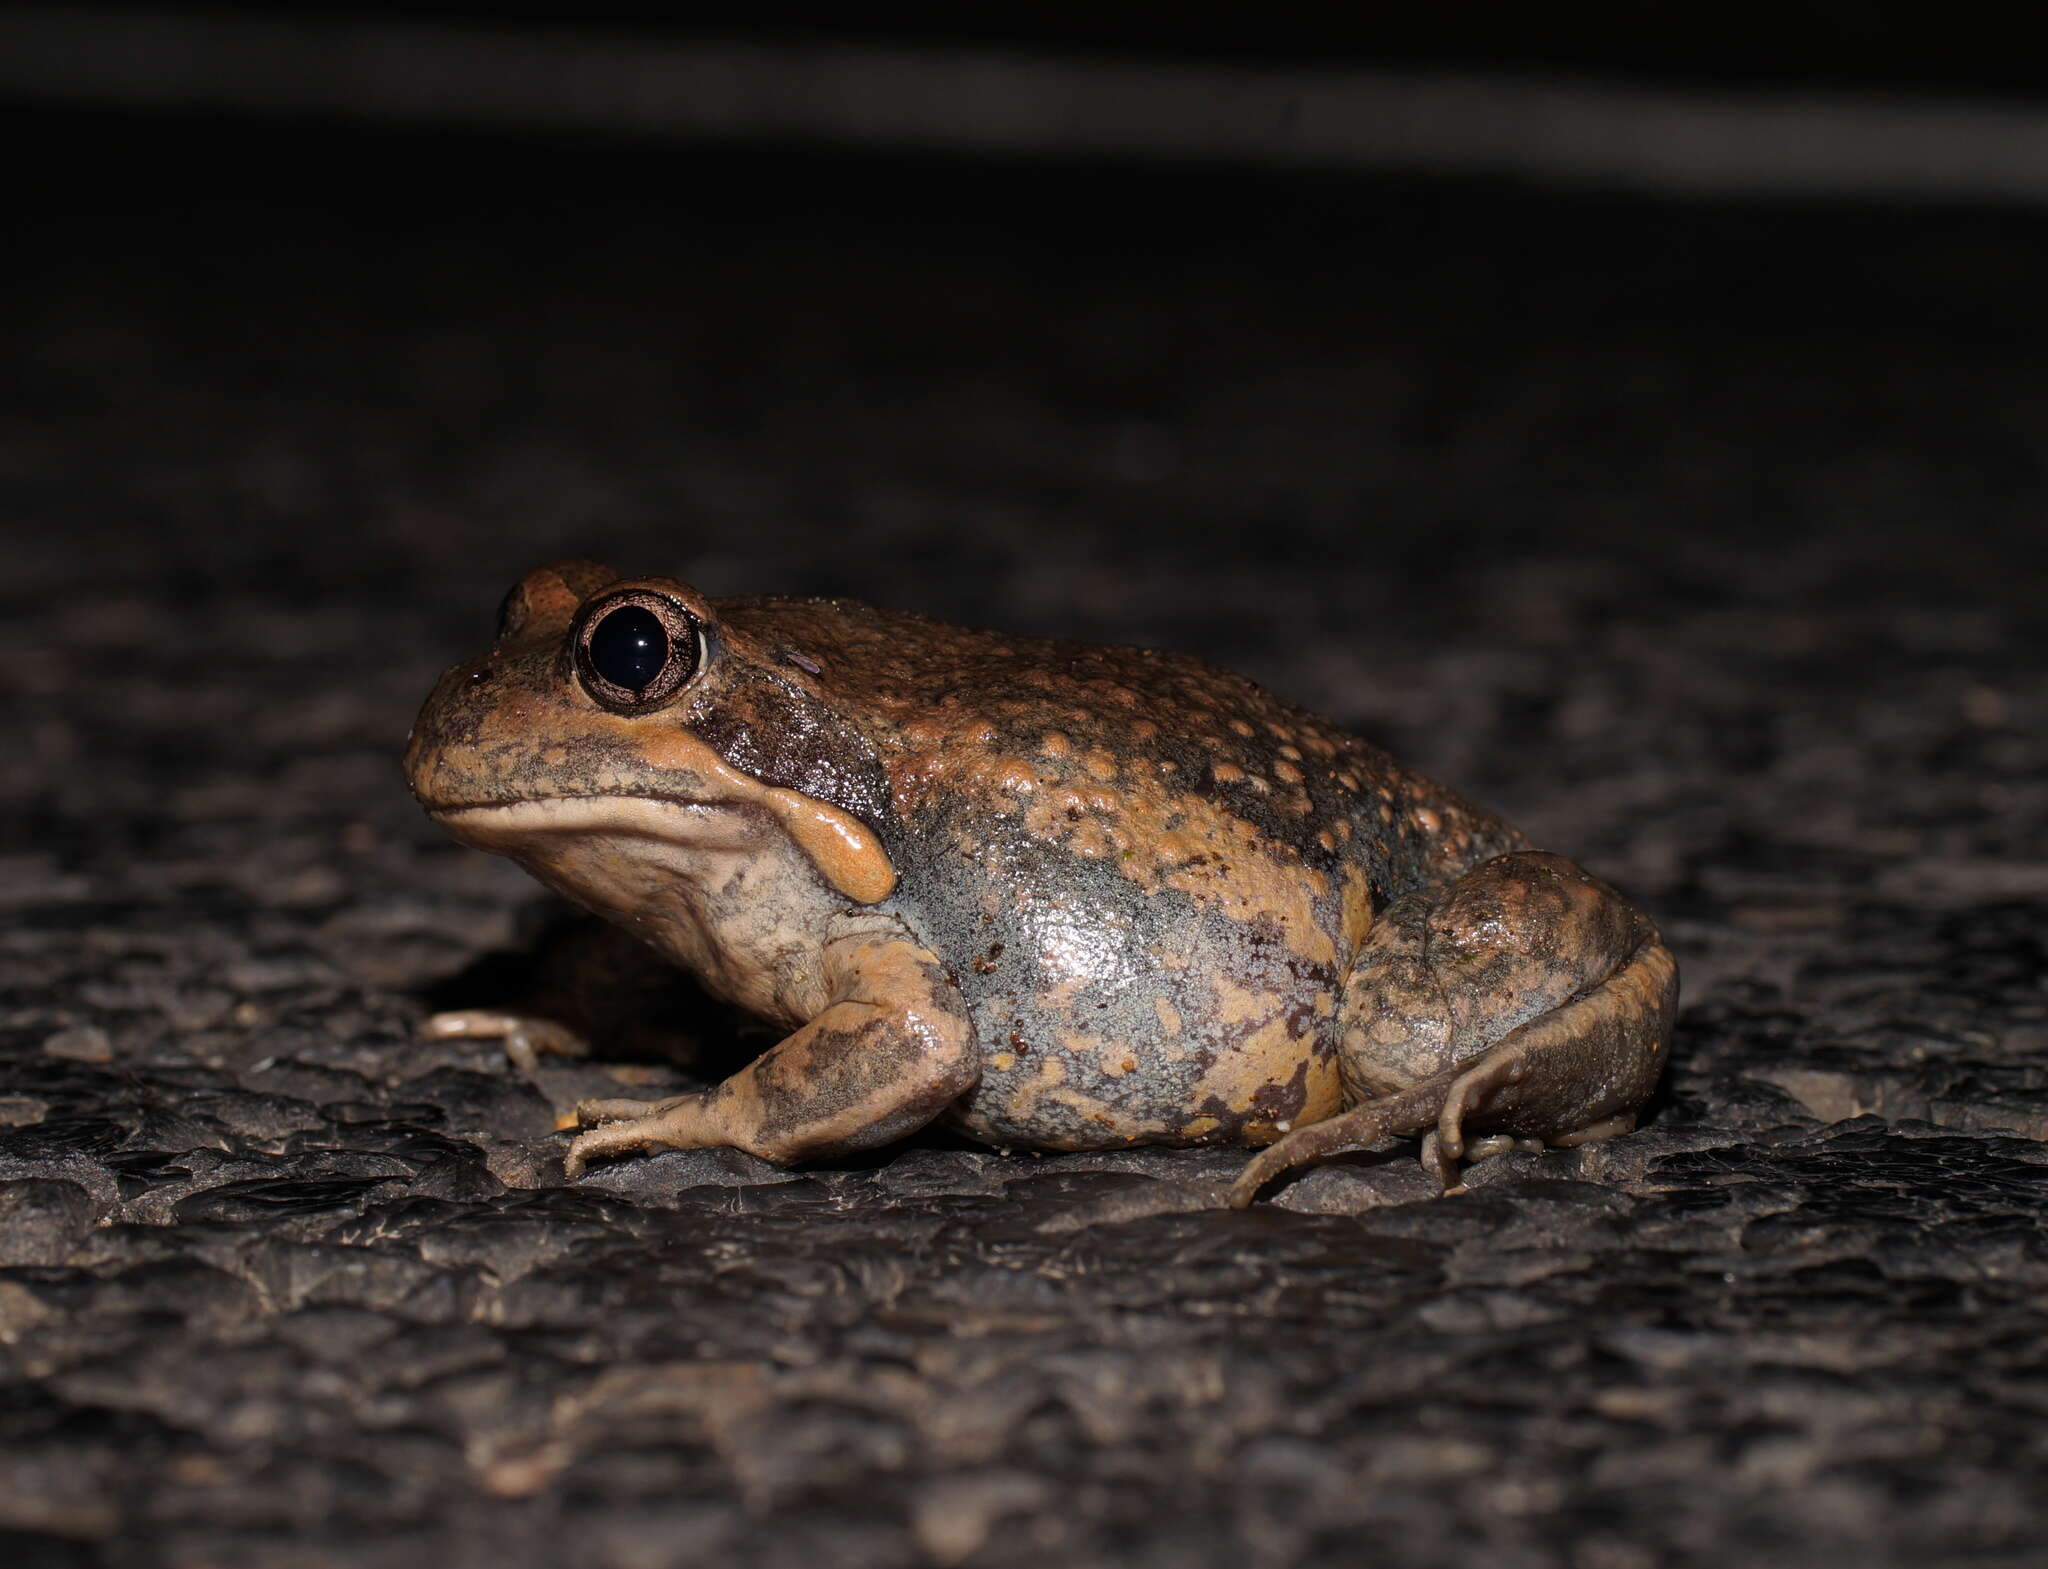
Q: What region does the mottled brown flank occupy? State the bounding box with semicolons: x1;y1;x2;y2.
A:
710;596;1455;1146
714;594;1523;898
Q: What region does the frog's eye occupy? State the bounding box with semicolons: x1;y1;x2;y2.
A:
573;591;704;710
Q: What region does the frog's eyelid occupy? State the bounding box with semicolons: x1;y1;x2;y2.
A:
494;585;524;643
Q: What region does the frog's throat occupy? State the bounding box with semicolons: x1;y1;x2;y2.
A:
431;793;896;906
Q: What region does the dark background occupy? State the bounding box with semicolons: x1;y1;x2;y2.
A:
3;7;2046;1567
18;0;2048;86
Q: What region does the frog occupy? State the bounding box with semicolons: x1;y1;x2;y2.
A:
404;561;1677;1207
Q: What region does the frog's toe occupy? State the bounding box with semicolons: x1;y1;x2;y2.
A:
561;1125;634;1180
1422;1130;1541;1192
561;1093;715;1178
1227;1135;1322;1209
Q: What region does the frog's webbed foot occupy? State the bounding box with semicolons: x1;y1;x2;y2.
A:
423;1010;591;1075
1228;850;1676;1209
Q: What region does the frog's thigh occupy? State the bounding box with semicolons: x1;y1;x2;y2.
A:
1229;851;1677;1207
562;930;975;1178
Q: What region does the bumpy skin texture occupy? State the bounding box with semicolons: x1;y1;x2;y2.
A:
405;562;1677;1197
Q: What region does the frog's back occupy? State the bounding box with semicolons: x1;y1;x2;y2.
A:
716;593;1519;896
717;594;1523;1151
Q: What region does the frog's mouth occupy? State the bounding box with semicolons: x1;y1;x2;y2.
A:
429;781;898;907
429;795;768;855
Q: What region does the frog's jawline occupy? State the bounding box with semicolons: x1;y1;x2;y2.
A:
430;795;763;854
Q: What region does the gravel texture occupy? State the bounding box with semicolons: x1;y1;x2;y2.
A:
3;118;2046;1568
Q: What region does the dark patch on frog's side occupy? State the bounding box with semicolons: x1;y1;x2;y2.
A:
680;651;899;832
1190;1058;1314;1144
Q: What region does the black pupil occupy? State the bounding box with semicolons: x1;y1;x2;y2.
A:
588;605;669;693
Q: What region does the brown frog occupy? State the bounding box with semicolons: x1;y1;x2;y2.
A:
404;561;1677;1206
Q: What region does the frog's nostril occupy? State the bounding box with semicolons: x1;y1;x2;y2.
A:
468;665;494;685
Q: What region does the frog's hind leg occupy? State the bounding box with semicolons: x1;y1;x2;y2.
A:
1227;851;1676;1208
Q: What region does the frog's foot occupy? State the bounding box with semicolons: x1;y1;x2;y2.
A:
563;1093;718;1179
1227;1078;1461;1207
1228;850;1677;1209
1418;1130;1545;1191
423;1010;591;1075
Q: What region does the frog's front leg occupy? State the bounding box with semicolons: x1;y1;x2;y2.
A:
423;1010;590;1075
1228;851;1676;1208
561;929;976;1179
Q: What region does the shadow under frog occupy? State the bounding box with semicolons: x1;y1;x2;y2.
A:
404;561;1677;1207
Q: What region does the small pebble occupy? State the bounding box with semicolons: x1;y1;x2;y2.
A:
43;1026;113;1063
